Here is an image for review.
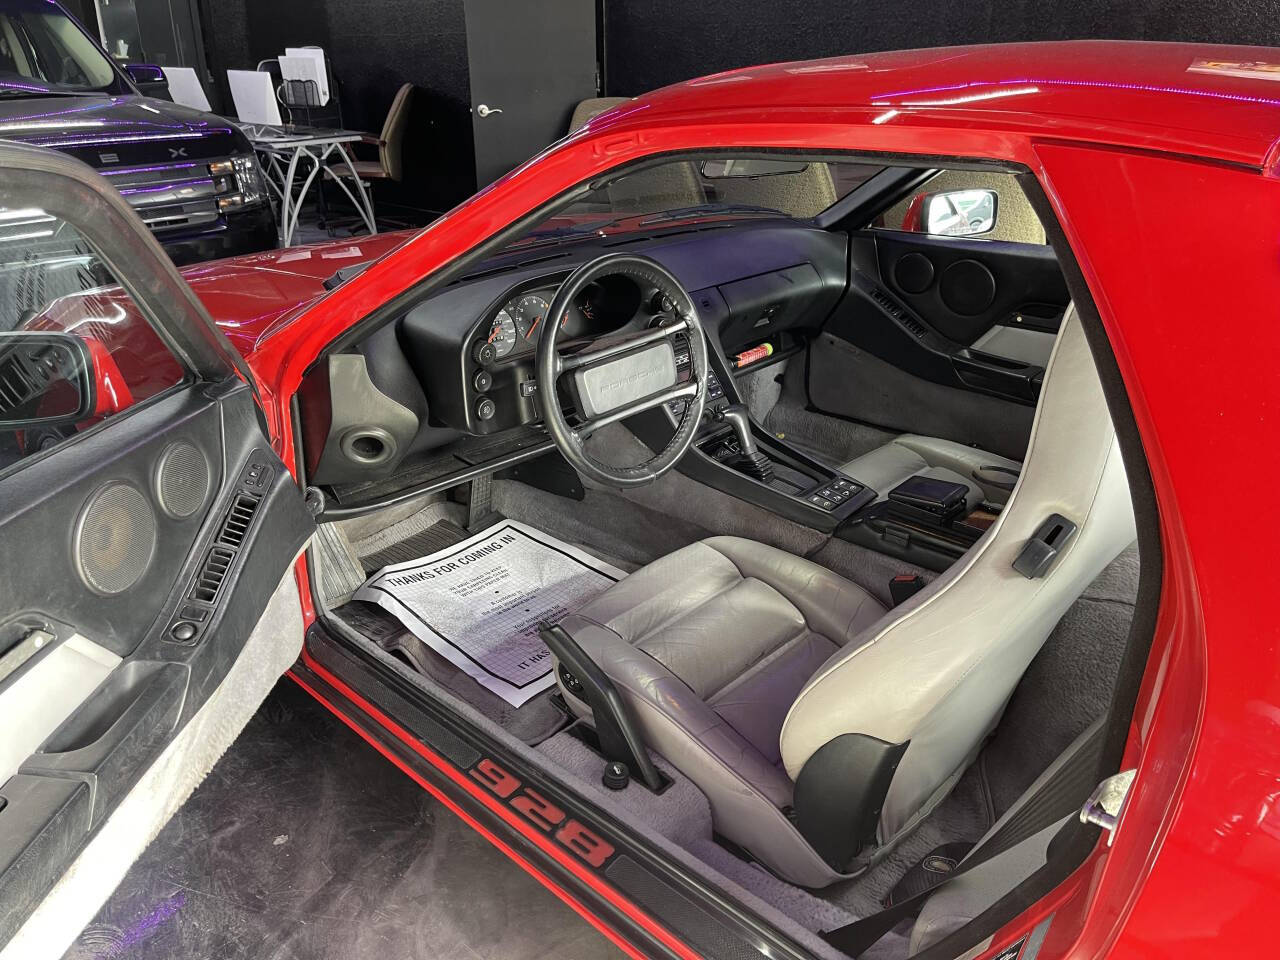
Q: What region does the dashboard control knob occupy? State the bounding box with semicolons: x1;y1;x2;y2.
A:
476;398;497;422
473;340;496;365
473;370;493;393
652;291;675;315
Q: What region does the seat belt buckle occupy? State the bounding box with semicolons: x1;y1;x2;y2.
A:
889;574;925;606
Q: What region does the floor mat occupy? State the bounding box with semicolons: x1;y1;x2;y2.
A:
336;600;570;746
360;517;471;572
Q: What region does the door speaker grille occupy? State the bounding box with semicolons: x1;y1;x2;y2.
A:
75;482;157;594
155;441;210;519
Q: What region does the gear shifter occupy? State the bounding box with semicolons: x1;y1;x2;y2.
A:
716;404;774;483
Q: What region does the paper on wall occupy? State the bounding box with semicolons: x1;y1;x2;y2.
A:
283;47;330;105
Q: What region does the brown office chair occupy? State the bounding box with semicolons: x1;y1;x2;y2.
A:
332;83;414;184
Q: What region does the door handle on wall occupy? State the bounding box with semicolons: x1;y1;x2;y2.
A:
475;104;503;117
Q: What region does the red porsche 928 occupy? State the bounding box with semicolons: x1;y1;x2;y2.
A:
0;40;1275;960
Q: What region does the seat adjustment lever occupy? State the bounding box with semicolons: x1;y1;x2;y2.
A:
540;623;666;792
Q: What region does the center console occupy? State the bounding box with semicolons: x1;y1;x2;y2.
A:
631;332;876;534
630;326;998;571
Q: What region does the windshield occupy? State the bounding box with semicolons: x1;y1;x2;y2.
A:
508;155;883;249
0;2;117;95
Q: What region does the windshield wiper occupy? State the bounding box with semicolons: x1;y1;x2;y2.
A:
507;217;631;249
637;203;783;226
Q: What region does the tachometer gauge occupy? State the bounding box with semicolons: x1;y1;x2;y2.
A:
512;294;551;341
487;308;518;357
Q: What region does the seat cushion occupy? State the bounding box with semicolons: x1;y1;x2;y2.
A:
841;434;1022;508
556;536;886;886
330;160;386;179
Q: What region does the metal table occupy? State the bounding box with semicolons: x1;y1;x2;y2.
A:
238;123;376;246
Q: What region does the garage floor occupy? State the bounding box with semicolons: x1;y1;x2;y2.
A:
63;680;622;960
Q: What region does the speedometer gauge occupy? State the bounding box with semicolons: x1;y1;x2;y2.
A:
511;294;551;341
487;308;518;357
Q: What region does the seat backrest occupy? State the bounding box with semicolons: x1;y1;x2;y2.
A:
380;83;414;182
780;304;1135;849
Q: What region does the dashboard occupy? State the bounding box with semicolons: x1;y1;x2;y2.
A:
300;221;850;488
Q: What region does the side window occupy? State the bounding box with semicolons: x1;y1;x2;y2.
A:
0;207;186;474
873;171;1047;245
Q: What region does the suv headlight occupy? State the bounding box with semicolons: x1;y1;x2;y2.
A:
210;154;268;212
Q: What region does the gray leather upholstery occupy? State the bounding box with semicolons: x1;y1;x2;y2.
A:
556;305;1135;888
841;434;1023;508
558;537;886;886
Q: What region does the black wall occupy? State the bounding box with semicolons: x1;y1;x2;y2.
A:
201;0;1277;212
602;0;1277;96
201;0;475;214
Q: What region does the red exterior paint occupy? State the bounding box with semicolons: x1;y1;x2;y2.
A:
288;664;702;960
75;40;1278;958
175;230;415;355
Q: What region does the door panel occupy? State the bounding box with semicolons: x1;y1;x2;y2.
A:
465;0;597;187
873;230;1068;347
811;230;1068;458
0;143;313;951
0;383;313;945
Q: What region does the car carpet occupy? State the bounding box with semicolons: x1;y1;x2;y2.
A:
490;475;708;569
746;355;900;467
340;616;860;960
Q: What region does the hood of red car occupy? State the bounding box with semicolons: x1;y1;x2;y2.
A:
177;230;418;356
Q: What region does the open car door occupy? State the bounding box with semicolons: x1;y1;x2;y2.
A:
0;144;313;958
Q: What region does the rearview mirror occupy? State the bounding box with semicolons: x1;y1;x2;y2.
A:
0;332;96;429
923;189;998;237
699;159;811;178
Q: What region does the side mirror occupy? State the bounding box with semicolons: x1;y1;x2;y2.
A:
0;332;96;429
123;63;172;101
923;188;998;237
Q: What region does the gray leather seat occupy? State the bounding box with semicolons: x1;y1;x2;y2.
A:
555;305;1134;888
840;434;1023;510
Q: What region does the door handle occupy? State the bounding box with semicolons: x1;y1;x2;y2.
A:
475;103;503;118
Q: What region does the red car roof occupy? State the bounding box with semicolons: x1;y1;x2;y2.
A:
586;41;1280;171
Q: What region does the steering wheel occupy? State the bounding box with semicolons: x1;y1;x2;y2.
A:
536;254;708;488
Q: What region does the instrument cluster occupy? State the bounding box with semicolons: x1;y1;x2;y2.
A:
482;280;634;359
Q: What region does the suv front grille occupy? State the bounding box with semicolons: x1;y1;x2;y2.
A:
101;158;240;233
